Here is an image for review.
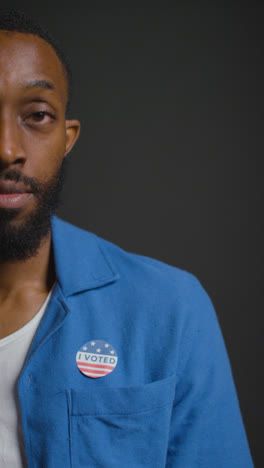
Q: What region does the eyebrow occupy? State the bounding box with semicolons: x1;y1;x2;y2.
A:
24;80;55;91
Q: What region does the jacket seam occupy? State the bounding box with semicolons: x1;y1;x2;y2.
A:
21;378;34;468
97;239;118;277
66;390;72;468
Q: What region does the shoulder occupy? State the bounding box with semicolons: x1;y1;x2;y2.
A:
55;216;214;316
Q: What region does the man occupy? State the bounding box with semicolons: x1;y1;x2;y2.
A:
0;9;253;468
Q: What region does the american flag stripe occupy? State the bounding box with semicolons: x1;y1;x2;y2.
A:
78;368;110;376
78;369;114;375
76;361;114;371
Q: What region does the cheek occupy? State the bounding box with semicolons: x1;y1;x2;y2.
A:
22;128;67;181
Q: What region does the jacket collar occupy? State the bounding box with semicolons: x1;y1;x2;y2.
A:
51;215;119;297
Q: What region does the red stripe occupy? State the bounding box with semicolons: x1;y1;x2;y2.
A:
79;367;110;375
77;361;114;371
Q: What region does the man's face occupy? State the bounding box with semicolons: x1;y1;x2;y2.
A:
0;31;80;261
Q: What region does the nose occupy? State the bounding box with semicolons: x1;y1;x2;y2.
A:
0;115;26;169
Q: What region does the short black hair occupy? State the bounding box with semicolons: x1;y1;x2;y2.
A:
0;9;72;115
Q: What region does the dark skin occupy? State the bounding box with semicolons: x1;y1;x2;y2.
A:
0;32;80;339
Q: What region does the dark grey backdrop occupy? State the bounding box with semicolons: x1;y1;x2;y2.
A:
4;2;261;466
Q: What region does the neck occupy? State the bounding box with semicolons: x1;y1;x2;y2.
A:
0;230;55;297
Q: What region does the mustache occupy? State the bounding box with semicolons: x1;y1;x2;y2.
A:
0;169;43;194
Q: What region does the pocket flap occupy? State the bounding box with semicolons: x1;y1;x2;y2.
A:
70;374;176;416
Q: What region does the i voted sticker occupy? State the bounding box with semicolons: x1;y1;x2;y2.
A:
76;340;118;379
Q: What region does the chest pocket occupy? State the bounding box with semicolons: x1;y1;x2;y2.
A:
67;375;176;468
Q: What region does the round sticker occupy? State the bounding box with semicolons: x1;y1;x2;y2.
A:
76;340;118;379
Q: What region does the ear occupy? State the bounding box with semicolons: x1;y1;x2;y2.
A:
64;120;81;157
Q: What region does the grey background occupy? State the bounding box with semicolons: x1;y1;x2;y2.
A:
3;2;261;466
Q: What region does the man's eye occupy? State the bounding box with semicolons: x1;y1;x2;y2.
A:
26;111;55;124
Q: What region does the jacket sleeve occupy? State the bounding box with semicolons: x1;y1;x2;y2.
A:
166;279;254;467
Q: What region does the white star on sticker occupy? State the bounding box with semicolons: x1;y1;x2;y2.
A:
110;350;115;354
105;343;110;348
82;346;88;351
91;342;95;346
96;348;101;352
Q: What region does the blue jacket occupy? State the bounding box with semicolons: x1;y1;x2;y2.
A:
18;216;253;467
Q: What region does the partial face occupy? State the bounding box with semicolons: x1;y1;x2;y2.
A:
0;31;80;261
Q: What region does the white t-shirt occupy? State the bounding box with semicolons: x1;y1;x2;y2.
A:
0;286;54;468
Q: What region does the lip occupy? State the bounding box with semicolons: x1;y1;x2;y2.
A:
0;181;31;194
0;193;33;209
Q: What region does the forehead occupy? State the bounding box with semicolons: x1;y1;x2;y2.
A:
0;31;67;105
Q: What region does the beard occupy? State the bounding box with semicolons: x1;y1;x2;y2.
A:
0;157;68;262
